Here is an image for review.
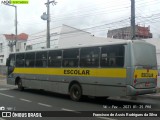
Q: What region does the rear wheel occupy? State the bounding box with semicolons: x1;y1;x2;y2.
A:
17;79;24;91
70;84;82;101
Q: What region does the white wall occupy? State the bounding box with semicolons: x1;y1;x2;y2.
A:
0;35;9;66
0;35;27;66
27;24;126;50
15;41;26;52
26;27;61;50
58;25;126;49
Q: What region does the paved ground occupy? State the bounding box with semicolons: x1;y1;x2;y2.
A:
0;75;160;120
1;74;160;100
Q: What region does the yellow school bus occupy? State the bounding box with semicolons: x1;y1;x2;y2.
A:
6;40;158;101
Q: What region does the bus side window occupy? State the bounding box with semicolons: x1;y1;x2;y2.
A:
101;53;108;67
101;45;124;67
62;49;79;67
80;47;99;67
48;50;62;67
9;54;15;67
16;53;25;67
25;52;35;67
36;51;47;67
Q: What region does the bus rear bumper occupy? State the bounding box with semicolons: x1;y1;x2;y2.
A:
126;85;157;96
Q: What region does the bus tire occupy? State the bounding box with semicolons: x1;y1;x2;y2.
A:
17;79;24;91
69;84;82;101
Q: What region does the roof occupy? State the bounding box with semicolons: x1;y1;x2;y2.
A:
11;40;133;54
4;33;28;40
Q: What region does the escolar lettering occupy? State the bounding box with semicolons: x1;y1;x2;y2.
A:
64;70;90;75
141;73;153;77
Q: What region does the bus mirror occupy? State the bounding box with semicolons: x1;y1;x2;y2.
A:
6;58;9;66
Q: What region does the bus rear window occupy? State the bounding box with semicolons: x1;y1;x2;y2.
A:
133;42;157;67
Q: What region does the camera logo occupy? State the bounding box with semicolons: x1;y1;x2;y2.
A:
0;106;5;111
2;112;11;117
1;0;29;4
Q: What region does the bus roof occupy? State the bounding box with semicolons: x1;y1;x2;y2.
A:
10;40;150;54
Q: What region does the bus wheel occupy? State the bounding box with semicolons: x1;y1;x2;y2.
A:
70;84;82;101
17;79;24;91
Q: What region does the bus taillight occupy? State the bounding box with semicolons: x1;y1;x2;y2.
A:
134;75;137;84
155;75;157;85
136;91;139;96
145;82;150;87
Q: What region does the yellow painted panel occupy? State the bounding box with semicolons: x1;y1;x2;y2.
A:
14;68;127;78
134;69;158;78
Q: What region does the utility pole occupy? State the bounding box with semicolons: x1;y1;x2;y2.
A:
131;0;135;40
15;5;17;45
4;4;17;52
41;0;57;48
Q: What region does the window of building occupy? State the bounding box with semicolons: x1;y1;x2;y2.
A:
10;46;13;52
101;45;124;67
16;42;21;51
80;47;99;67
24;43;26;49
0;43;3;52
62;49;79;67
16;53;25;67
26;45;32;51
0;59;3;63
35;51;47;67
48;50;62;67
25;52;35;67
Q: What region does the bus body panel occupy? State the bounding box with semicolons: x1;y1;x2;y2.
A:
11;68;127;96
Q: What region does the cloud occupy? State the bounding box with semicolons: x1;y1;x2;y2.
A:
0;0;160;38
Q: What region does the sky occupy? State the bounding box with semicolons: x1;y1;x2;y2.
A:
0;0;160;38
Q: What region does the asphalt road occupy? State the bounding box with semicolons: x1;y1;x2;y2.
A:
0;78;160;120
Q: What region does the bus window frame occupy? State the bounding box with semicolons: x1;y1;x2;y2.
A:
35;51;48;67
25;52;36;68
100;44;125;68
80;47;100;68
48;50;62;67
8;54;15;67
62;48;79;68
16;53;25;67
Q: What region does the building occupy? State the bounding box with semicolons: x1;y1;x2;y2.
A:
26;27;61;50
26;24;98;50
107;25;152;39
26;24;126;50
0;33;28;66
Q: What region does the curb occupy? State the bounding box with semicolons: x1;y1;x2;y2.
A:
139;89;160;99
136;87;160;99
0;74;6;78
143;94;160;99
